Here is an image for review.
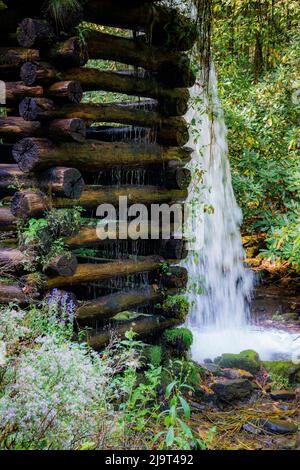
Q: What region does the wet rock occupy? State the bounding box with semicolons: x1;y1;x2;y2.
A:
243;422;262;435
204;363;223;375
270;390;296;401
222;368;254;380
214;350;260;375
261;419;298;435
211;378;254;402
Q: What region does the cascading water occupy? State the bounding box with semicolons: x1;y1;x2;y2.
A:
184;64;300;362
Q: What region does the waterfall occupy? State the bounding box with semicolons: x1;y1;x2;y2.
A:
184;65;300;362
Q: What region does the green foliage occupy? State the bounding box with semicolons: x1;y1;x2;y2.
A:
162;295;190;322
143;345;162;368
45;0;83;29
213;0;300;270
163;328;193;351
269;372;291;391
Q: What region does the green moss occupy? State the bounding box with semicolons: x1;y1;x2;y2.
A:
143;345;162;368
162;295;189;321
214;349;261;375
163;327;193;351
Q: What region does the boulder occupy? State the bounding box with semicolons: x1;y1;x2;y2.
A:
211;378;254;402
270;390;296;401
214;350;260;375
261;419;298;435
222;368;254;380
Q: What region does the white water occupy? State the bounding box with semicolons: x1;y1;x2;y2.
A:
184;65;300;363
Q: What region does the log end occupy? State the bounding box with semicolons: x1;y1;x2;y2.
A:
11;190;48;220
20;61;37;86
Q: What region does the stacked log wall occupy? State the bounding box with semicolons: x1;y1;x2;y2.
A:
0;0;196;348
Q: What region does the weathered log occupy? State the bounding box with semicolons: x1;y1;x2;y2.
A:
0;47;39;66
46;252;78;277
165;164;191;190
161;266;188;288
84;1;197;51
10;190;48;220
19;98;188;133
159;239;188;260
86;315;181;350
0;207;16;232
85;125;190;148
85;31;195;87
53;186;187;211
20;64;190;112
16;18;55;48
46;256;164;289
0;247;27;272
5;81;43;103
0;117;85;143
0;165;85;198
46;37;88;68
77;286;166;321
46;81;83;104
12;137;191;172
0;282;28;304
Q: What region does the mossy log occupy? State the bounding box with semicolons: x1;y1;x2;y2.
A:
0;207;16;232
46;252;78;277
5;81;43;103
0;117;86;143
84;1;196;51
46;37;89;68
85;31;195;88
12;137;191;172
46;256;164;289
77;286;168;321
0;165;85;198
0;282;29;304
161;266;188;288
20;64;190;113
85;125;190;148
18;98;188;133
16;18;55;48
87;315;181;350
165;164;191;190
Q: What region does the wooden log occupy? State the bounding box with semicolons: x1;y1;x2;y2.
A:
20;64;190;112
87;315;181;350
85;125;190;147
0;247;27;272
46;81;83;104
12;137;191;172
77;286;166;321
18;98;188;133
10;190;48;220
85;31;195;87
5;81;43;103
46;37;88;68
165;163;191;190
46;252;78;277
0;282;28;304
0;47;39;66
0;207;16;232
0;117;86;143
159;239;188;260
16;18;55;48
53;186;187;211
84;1;197;51
0;165;85;198
46;256;164;289
161;266;188;288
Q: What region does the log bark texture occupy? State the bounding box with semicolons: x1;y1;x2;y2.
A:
0;207;16;232
0;248;27;272
46;37;88;68
16;18;55;48
12;137;191;172
5;81;43;103
46;252;78;277
0;282;28;304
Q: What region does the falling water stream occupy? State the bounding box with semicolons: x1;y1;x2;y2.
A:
184;65;300;362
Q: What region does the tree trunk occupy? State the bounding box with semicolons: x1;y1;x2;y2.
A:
0;207;16;232
0;248;27;272
86;315;181;350
12;137;191;172
77;286;168;321
10;190;48;220
85;31;195;87
0;117;86;143
18;98;188;133
46;256;163;289
84;1;196;51
46;252;78;277
16;18;55;48
0;282;29;304
46;81;83;104
5;81;43;103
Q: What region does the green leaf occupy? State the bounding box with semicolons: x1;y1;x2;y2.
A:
165;426;175;447
179;396;190;419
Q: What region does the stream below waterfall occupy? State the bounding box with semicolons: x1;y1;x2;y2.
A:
183;65;300;363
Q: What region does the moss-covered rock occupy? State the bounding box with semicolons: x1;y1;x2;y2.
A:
163;327;193;350
162;295;190;322
214;350;261;375
263;361;300;385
